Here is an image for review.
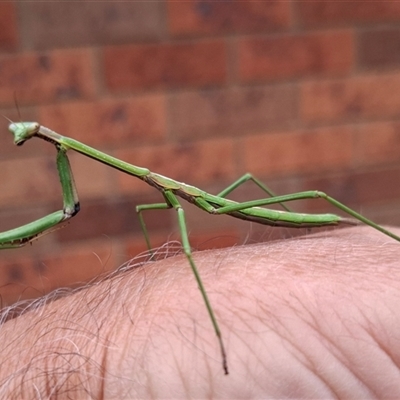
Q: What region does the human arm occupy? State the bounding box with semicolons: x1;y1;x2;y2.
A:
1;226;400;398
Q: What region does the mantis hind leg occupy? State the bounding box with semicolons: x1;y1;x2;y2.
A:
218;173;293;212
213;190;400;242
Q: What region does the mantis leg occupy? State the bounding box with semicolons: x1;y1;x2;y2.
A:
217;173;292;212
136;202;171;252
0;146;79;249
162;190;228;375
211;190;400;242
136;192;228;374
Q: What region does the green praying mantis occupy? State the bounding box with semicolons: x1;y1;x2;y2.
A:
2;121;400;375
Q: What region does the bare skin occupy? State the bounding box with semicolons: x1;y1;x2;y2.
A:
1;226;400;398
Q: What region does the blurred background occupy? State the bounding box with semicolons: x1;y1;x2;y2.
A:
1;1;400;306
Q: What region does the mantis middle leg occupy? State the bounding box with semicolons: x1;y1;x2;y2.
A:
136;191;229;374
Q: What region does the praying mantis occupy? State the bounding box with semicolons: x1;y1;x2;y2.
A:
2;121;400;375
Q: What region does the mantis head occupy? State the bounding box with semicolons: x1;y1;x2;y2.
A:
8;122;40;146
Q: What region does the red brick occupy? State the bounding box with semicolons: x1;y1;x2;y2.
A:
168;0;291;36
38;96;166;146
0;3;18;51
0;49;95;106
239;30;354;82
116;138;236;195
359;28;400;69
304;167;400;210
298;1;400;26
242;127;356;178
0;156;61;207
355;121;400;167
300;73;400;123
170;85;296;139
104;40;226;91
19;2;164;50
355;168;400;205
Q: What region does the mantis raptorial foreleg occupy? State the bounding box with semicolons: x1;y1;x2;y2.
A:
0;146;79;248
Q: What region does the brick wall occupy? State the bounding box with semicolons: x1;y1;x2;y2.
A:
1;1;400;305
